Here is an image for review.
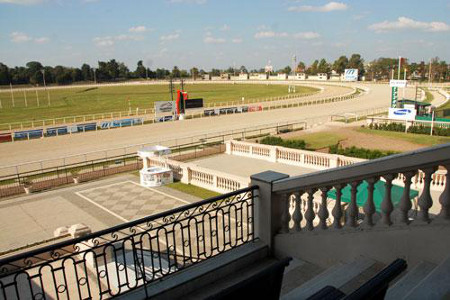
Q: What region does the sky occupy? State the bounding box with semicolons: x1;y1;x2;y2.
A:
0;0;449;70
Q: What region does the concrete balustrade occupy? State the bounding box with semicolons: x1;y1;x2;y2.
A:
147;156;249;194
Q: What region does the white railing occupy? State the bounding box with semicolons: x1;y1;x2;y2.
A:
366;116;450;129
227;140;447;191
255;143;450;235
146;156;249;194
226;140;364;171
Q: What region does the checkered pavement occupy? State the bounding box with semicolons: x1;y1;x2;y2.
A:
77;181;185;221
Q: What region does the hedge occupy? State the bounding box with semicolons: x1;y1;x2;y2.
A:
259;136;306;150
368;122;450;136
329;144;398;159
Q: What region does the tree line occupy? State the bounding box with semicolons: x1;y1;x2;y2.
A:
0;54;449;86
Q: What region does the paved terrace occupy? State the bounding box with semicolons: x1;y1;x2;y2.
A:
0;175;202;254
190;153;317;178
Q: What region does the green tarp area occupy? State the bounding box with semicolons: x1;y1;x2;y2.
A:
327;180;419;213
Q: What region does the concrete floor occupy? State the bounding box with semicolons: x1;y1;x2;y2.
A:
191;153;318;178
0;174;202;254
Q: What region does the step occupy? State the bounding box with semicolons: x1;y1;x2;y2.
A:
385;261;436;300
117;241;268;300
281;258;325;296
282;256;376;300
184;257;289;299
404;255;450;300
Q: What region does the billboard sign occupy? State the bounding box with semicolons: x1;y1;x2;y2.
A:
391;87;398;108
343;69;358;81
388;108;416;121
185;98;204;110
390;80;407;88
155;101;175;114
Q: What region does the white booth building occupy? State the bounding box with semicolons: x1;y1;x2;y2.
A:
138;146;173;187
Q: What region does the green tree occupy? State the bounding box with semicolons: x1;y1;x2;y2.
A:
348;54;365;77
171;66;181;78
0;63;11;85
332;55;348;74
190;67;199;79
317;59;330;74
26;61;44;85
81;64;91;81
135;60;146;78
307;60;319;75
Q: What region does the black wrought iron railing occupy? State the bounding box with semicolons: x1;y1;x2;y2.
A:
0;186;257;299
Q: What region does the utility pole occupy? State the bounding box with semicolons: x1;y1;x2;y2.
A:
42;69;50;106
93;68;97;84
9;82;15;108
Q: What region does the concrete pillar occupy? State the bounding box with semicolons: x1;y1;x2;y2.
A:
181;166;190;184
270;147;278;163
250;171;289;253
225;141;232;155
329;155;338;168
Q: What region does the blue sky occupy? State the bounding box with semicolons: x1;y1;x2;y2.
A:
1;0;449;70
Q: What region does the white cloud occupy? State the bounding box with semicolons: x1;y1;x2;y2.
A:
292;32;320;39
232;38;243;44
220;24;230;31
93;34;143;47
288;2;348;12
204;36;226;44
0;0;43;4
160;33;180;41
10;32;32;43
369;17;450;33
254;31;319;40
129;25;150;33
254;31;288;39
34;37;49;43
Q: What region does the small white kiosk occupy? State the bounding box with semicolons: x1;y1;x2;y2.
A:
137;146;173;187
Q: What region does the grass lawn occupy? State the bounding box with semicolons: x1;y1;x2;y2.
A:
357;127;450;146
300;132;344;150
422;88;434;103
166;181;221;199
0;83;317;124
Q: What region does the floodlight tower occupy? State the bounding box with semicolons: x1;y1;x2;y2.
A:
289;55;297;93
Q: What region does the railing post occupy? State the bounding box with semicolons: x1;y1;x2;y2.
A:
332;184;343;229
399;171;415;224
363;177;378;227
347;181;360;227
305;189;316;231
318;187;330;229
381;174;396;226
439;165;450;220
250;171;289;252
418;167;437;223
292;192;303;231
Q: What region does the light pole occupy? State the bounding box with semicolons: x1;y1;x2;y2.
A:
93;68;97;84
41;69;50;106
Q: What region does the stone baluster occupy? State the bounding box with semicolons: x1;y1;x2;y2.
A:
318;187;330;229
399;171;416;224
346;181;360;227
280;193;291;233
305;189;316;231
292;192;303;231
418;167;437;223
363;177;378;227
381;174;395;226
439;165;450;220
332;184;343;229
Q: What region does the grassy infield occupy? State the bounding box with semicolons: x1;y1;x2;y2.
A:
0;83;316;124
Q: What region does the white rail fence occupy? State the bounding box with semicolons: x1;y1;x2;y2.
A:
226;140;447;192
146;156;249;194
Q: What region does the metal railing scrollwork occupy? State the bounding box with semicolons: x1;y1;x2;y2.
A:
0;186;257;299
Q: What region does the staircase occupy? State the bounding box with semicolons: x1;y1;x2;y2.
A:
280;255;450;300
